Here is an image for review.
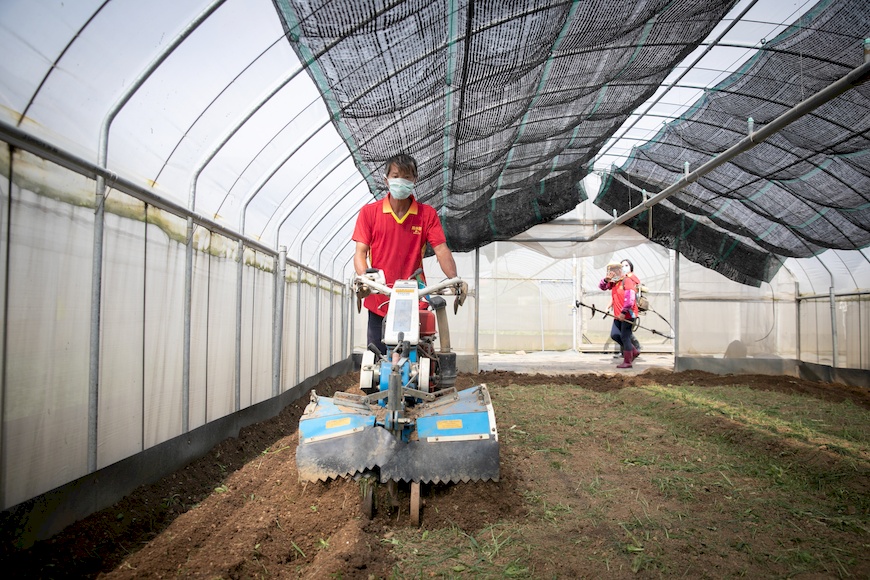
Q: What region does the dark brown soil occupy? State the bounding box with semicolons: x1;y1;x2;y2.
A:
1;369;867;578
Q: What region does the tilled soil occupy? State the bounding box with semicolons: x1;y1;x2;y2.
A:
2;368;868;578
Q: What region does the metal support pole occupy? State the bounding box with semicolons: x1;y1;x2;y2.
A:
273;247;286;397
345;282;353;360
814;255;837;368
572;256;577;352
182;219;193;434
538;282;545;352
795;281;801;363
492;242;498;352
830;286;838;369
295;265;302;385
87;177;106;470
235;240;244;411
314;274;321;372
474;247;480;372
579;256;587;350
329;281;335;365
673;248;681;370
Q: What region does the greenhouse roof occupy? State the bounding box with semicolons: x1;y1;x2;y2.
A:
1;0;868;285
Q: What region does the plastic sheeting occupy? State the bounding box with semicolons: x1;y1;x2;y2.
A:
350;235;867;370
0;153;343;509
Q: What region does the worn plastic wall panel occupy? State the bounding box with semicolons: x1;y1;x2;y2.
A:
143;210;185;449
279;267;297;393
678;300;795;356
3;180;93;508
858;297;869;369
799;295;870;370
444;251;480;354
774;303;799;360
299;271;317;381
98;201;147;469
206;236;237;422
239;253;255;410
330;283;344;364
839;296;868;369
250;254;274;404
480;278;539;352
188;235;211;431
800;299;833;367
314;278;333;373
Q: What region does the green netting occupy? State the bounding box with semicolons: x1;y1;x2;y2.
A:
596;0;870;284
272;0;739;252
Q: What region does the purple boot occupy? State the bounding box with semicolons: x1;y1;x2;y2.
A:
617;350;633;369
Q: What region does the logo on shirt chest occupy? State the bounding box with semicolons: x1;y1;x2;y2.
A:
411;225;422;235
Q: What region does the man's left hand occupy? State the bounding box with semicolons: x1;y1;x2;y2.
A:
453;280;468;313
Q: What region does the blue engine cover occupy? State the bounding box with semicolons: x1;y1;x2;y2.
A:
377;348;417;406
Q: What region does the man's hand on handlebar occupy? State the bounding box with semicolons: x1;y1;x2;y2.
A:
453;280;468;313
353;269;385;312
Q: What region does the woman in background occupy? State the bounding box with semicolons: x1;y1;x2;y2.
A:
620;259;642;359
599;262;639;368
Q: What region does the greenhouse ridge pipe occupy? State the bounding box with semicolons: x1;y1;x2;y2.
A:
474;247;480;369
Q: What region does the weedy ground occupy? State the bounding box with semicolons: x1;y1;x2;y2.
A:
2;370;868;579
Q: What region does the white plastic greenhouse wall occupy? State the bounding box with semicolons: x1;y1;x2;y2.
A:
351;207;869;379
1;0;868;548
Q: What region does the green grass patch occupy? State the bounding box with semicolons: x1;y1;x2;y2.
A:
387;379;870;578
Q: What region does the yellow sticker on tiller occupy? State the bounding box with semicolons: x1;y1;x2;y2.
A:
325;417;351;429
437;419;463;430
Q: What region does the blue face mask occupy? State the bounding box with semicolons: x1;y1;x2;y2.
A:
622;265;630;275
388;177;414;200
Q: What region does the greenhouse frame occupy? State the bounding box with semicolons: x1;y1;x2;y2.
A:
1;0;868;543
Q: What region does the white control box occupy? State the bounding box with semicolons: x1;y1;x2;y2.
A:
382;279;420;346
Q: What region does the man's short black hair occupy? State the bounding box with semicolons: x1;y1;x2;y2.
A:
384;153;418;179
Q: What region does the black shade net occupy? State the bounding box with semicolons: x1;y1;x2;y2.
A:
272;0;739;252
596;0;870;285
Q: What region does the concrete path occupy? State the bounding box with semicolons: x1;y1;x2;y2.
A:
477;350;674;376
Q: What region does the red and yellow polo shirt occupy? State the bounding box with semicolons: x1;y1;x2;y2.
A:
352;195;448;316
